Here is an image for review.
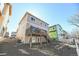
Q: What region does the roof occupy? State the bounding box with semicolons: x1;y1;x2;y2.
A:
49;24;61;28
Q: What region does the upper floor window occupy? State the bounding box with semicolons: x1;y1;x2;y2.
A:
40;22;42;26
31;17;35;22
59;28;62;31
45;24;47;27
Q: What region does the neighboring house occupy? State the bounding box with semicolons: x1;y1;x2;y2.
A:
16;12;49;45
10;32;16;39
0;3;12;37
49;24;68;41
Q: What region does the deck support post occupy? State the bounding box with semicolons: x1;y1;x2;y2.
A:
40;35;43;48
29;34;32;48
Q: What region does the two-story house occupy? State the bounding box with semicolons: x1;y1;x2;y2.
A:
16;12;49;47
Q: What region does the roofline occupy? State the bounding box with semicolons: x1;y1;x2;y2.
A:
19;11;27;25
19;11;49;25
49;24;67;33
26;12;49;25
49;24;61;28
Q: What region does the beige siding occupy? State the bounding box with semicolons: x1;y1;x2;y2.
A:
16;14;29;41
27;14;48;31
16;12;48;44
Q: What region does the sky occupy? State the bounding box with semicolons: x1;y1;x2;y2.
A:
7;3;79;34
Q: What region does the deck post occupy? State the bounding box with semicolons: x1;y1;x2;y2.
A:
40;35;42;48
46;35;49;45
29;34;32;48
37;37;39;48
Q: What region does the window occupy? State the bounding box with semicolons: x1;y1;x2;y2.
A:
31;17;35;22
53;27;55;30
40;22;42;26
31;26;40;33
45;24;47;27
59;28;62;31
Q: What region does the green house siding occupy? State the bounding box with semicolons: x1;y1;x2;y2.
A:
49;24;67;41
49;31;57;40
49;25;58;40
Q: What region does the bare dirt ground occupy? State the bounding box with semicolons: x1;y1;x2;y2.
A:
0;38;78;56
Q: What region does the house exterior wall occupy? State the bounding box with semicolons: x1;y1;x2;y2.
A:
16;14;29;42
56;25;64;41
27;13;48;31
16;12;48;44
49;24;67;41
49;25;58;40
